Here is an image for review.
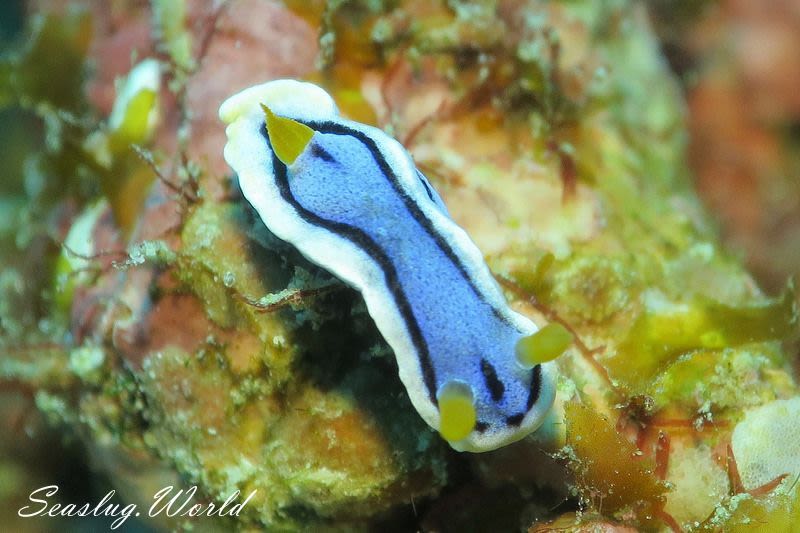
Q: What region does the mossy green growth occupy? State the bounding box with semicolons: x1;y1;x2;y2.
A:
509;251;555;296
702;484;800;532
606;285;797;392
68;344;105;384
649;346;791;412
178;201;311;384
0;12;91;111
0;11;97;210
541;254;636;325
0;12;98;349
2;13;162;233
151;0;195;74
134;318;446;528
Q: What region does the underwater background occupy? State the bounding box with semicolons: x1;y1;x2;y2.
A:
1;0;799;531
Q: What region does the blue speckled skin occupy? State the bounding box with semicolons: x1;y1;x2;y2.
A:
289;131;539;426
219;80;556;452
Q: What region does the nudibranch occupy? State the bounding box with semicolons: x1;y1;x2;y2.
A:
219;80;562;452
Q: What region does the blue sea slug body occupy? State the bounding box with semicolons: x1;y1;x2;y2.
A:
219;80;558;452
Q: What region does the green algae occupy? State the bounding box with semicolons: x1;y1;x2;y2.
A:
165;200;449;528
68;343;105;383
135;329;446;529
178;201;305;381
650;345;793;412
0;10;94;263
701;482;800;532
0;12;97;227
52;199;108;314
608;285;797;393
87;59;162;232
0;10;160;246
537;253;638;325
151;0;195;76
0;12;90;111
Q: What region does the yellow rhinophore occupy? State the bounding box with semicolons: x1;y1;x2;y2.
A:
516;323;573;367
261;104;315;165
437;382;477;442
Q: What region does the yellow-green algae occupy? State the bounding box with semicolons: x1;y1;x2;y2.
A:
699;474;800;532
2;1;800;531
0;12;96;358
564;402;668;527
84;57;162;233
151;0;195;75
0;12;90;111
